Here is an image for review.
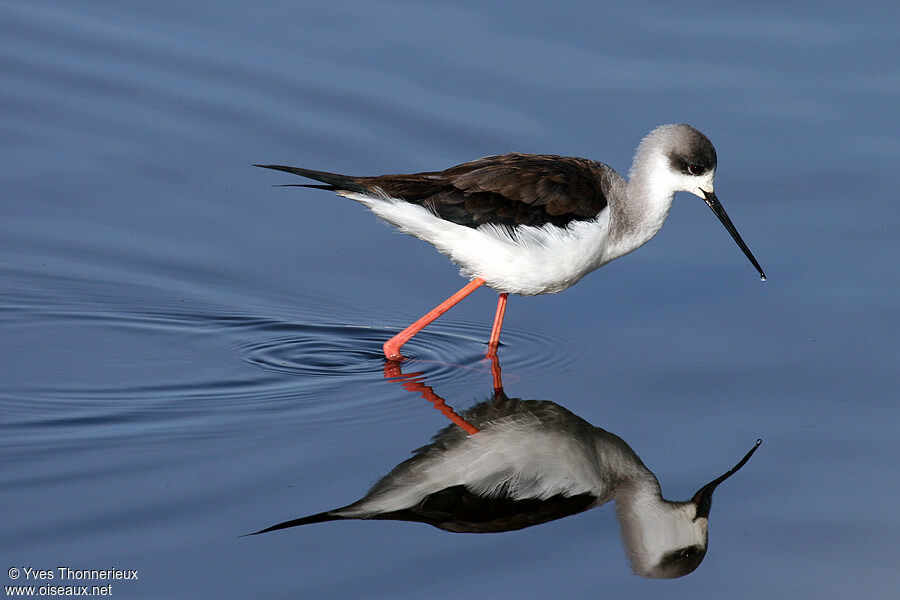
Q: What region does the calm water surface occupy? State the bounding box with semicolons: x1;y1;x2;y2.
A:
2;1;897;598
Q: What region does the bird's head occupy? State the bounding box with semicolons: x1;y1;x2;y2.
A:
659;123;718;199
618;439;761;578
633;124;766;280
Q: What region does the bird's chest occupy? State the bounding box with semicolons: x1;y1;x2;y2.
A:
471;221;610;295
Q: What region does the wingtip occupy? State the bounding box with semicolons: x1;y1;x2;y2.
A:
242;510;344;536
252;165;368;194
240;526;277;537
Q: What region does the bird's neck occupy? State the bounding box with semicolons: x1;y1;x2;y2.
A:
590;429;661;502
598;429;671;525
612;476;666;519
606;154;676;258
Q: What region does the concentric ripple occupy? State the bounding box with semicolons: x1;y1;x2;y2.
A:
2;288;590;438
241;323;389;376
225;308;589;390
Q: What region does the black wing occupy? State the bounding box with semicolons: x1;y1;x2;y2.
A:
248;485;597;536
256;154;617;228
369;484;598;533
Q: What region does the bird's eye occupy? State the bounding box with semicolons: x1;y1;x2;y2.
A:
688;164;705;176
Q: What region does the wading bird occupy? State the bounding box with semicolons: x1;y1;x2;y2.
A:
257;124;765;360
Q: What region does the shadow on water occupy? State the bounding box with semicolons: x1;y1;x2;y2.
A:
248;355;761;579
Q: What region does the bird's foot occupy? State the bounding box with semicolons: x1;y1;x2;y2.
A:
383;340;405;362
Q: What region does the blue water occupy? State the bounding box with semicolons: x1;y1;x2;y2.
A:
2;1;897;598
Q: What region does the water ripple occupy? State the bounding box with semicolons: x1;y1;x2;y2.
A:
227;312;585;388
240;323;388;376
1;286;588;438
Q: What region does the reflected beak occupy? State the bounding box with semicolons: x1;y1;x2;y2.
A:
702;191;766;281
691;439;761;520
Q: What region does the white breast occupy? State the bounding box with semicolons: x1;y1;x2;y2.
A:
343;191;612;296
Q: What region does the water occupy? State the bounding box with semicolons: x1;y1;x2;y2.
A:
1;1;897;598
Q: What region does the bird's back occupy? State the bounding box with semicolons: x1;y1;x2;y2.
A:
359;153;619;228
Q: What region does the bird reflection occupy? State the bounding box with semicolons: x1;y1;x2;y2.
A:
250;358;760;579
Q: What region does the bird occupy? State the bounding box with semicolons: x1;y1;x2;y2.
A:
256;124;766;361
247;394;762;579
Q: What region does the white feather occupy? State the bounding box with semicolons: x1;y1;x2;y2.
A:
342;190;615;296
337;416;607;516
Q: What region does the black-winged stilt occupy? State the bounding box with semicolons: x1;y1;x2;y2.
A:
257;124;765;360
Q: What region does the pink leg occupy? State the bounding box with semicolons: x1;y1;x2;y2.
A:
487;352;504;394
383;363;480;434
486;293;508;358
383;278;486;361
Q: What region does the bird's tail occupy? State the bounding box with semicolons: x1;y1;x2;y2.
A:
253;164;369;194
244;509;349;536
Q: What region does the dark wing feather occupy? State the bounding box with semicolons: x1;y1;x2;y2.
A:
363;154;614;228
258;154;616;228
369;484;598;533
254;164;369;194
246;486;596;536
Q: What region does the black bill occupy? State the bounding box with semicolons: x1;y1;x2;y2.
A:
703;191;766;281
691;439;762;520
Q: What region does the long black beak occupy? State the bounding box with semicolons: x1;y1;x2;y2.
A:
702;191;766;281
691;439;761;520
